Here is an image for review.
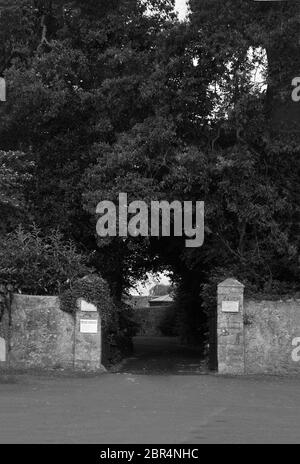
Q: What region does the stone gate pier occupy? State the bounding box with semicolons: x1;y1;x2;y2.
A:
217;279;245;375
217;278;300;375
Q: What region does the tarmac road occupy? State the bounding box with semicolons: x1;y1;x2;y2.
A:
0;338;300;444
0;371;300;443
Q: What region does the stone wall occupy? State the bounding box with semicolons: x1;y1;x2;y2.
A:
133;305;172;337
0;294;104;371
244;299;300;375
9;295;74;369
217;278;300;375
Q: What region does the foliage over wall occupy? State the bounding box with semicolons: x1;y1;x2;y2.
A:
0;229;136;363
0;225;90;294
60;274;113;326
0;150;34;235
0;0;299;345
60;274;128;365
60;275;139;365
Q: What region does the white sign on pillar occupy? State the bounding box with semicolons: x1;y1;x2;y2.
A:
0;78;6;102
222;301;240;313
0;337;6;362
80;319;98;334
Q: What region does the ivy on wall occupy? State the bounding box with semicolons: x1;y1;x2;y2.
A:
60;274;115;329
60;274;138;365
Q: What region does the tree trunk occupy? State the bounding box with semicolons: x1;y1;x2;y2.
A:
266;5;300;138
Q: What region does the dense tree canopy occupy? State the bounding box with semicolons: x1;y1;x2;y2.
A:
0;0;299;341
0;150;34;234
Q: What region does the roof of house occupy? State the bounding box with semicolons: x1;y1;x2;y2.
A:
149;294;173;303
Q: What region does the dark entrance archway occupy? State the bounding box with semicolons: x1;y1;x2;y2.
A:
119;266;215;375
117;336;209;375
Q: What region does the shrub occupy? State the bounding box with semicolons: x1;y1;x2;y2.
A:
0;225;90;294
60;276;138;366
99;300;139;366
172;283;208;350
60;274;114;327
113;301;139;353
0;226;137;365
0;150;34;235
158;305;179;337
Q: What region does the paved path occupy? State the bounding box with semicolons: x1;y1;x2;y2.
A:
117;336;208;375
1;369;300;443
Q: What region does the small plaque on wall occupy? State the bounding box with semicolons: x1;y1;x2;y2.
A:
80;319;98;334
222;301;239;313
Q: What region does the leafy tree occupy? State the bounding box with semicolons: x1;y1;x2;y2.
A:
82;0;300;342
0;0;177;244
0;225;90;294
0;150;33;234
189;0;300;135
0;0;299;345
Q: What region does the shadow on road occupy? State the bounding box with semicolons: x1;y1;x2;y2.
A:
117;336;208;375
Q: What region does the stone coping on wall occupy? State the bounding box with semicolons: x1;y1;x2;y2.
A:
245;295;300;302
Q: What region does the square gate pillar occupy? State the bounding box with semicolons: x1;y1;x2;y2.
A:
74;299;104;371
0;337;6;363
217;279;245;375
